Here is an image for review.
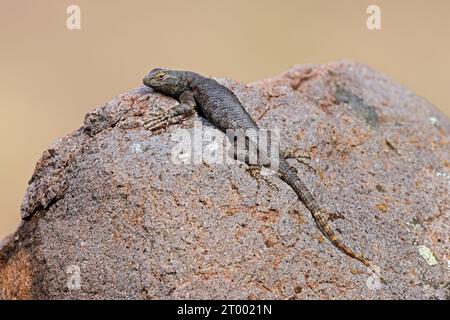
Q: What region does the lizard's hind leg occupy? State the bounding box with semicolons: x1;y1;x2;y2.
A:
282;148;316;173
245;165;280;192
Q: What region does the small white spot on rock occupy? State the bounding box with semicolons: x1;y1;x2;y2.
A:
417;245;438;266
177;152;191;164
436;172;450;185
131;142;143;154
429;116;438;126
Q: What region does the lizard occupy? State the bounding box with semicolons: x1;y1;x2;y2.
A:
142;68;382;278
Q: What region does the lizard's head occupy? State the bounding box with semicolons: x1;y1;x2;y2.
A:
143;68;189;96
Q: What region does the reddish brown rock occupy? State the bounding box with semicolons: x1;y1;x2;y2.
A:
1;61;449;299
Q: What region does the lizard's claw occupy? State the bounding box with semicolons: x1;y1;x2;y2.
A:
144;115;188;131
143;108;170;130
143;118;168;131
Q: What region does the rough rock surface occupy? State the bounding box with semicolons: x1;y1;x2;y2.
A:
1;61;449;299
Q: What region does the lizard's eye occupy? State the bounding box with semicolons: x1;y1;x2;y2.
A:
155;72;166;80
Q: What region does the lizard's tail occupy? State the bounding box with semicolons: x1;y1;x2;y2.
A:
278;159;382;278
309;206;382;278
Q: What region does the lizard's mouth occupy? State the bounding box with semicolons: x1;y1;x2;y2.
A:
142;75;153;87
143;76;165;89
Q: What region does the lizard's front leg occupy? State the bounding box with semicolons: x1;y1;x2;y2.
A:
144;91;196;131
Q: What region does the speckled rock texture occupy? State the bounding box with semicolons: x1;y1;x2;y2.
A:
1;61;449;299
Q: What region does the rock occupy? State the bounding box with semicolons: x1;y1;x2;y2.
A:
1;61;449;299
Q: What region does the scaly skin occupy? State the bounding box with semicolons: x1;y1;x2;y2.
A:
143;68;381;278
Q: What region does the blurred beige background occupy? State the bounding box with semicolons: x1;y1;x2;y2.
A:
1;0;449;240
